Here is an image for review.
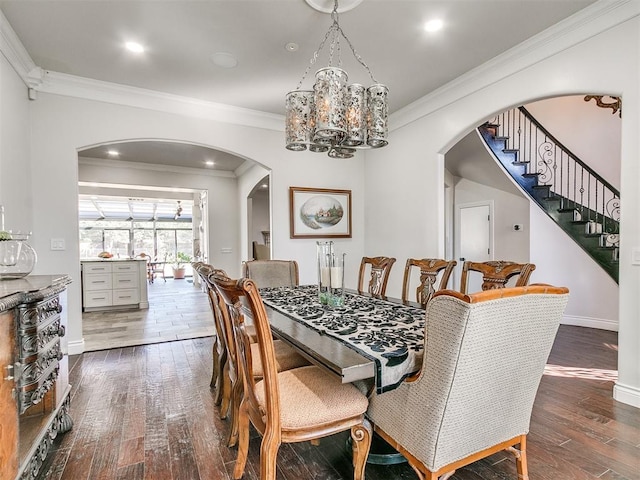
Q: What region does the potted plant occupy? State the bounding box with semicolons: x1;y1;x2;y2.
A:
171;251;192;279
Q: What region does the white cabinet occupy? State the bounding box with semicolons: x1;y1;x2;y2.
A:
81;260;148;311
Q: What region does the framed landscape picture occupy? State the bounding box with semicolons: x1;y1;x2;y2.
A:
289;187;352;239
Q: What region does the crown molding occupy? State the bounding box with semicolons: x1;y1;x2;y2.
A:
391;0;639;131
41;71;284;131
0;8;283;131
0;9;43;87
78;157;238;178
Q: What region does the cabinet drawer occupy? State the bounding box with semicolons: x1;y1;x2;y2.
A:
113;262;137;273
83;262;112;274
83;273;113;291
112;289;139;305
113;272;138;288
83;290;112;307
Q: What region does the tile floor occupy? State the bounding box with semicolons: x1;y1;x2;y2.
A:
82;276;214;351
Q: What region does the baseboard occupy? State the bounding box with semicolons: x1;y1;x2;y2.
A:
66;338;85;355
561;314;618;332
613;382;640;408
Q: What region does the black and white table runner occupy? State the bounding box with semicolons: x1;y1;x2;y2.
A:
260;285;425;393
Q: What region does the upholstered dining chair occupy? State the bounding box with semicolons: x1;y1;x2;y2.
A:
401;258;457;307
459;260;535;294
243;259;299;288
367;284;569;480
208;272;309;448
211;275;372;480
358;256;396;297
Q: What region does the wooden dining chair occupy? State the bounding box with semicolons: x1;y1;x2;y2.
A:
193;263;230;405
358;256;396;297
367;284;570;480
243;259;299;288
459;260;536;294
208;272;310;448
401;258;457;307
211;275;372;480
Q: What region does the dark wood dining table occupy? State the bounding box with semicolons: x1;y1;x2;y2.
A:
259;284;426;394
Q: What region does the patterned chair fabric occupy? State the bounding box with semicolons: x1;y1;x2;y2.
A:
211;276;372;480
358;256;396;297
243;259;299;289
367;284;569;479
459;260;536;294
401;258;457;307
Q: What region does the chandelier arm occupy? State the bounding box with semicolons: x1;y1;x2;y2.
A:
295;23;338;91
336;24;378;84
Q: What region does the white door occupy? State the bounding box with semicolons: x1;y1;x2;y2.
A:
455;202;492;293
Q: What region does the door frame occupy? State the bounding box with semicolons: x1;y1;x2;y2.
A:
453;200;495;288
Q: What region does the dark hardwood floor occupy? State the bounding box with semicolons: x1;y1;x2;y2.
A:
37;325;639;480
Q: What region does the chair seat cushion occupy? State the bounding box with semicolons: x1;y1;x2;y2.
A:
250;339;309;377
255;365;368;430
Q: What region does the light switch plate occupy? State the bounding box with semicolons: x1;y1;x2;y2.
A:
51;238;66;251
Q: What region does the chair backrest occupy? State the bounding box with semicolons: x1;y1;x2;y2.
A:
358;256;396;297
197;265;231;356
211;276;280;435
459;260;535;294
243;259;299;288
367;284;569;473
252;241;270;260
401;258;457;307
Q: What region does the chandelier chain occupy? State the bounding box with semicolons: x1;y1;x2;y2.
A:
295;0;378;90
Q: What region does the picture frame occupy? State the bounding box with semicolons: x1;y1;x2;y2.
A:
289;187;352;239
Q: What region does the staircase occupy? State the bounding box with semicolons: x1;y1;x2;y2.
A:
477;106;619;282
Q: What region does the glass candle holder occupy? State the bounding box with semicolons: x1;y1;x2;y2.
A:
317;241;334;305
327;253;346;308
0;234;37;279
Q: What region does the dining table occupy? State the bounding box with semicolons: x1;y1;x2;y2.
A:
258;284;426;394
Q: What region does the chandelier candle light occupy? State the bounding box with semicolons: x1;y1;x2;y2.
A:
285;0;388;158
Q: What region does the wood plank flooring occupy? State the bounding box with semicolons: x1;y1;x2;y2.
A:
37;324;639;480
82;278;214;352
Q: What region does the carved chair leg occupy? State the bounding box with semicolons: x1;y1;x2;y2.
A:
214;351;227;406
210;338;220;389
260;430;282;480
351;419;372;480
219;363;232;419
233;401;251;480
508;436;529;480
227;379;243;448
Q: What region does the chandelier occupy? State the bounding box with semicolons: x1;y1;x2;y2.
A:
285;0;388;159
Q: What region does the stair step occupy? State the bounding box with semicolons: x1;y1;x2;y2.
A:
503;149;519;154
558;208;578;213
512;161;530;166
494;136;509;142
571;220;588;225
522;173;540;178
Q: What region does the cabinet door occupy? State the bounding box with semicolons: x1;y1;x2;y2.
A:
0;308;18;480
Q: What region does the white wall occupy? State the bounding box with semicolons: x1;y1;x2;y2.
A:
366;11;640;406
454;177;531;261
26;93;366;355
251;194;270;246
0;52;32;233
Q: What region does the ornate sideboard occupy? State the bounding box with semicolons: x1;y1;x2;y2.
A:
0;275;72;480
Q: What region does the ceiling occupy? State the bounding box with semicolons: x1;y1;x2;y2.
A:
0;0;596;170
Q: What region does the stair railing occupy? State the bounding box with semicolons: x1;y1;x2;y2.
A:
490;106;619;243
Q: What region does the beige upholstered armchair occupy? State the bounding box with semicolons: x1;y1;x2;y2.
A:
367;285;569;480
242;259;299;288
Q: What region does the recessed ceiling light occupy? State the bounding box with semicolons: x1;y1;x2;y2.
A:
211;52;238;68
125;41;145;53
205;160;215;167
285;42;299;52
261;184;268;189
424;19;444;33
107;150;119;157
